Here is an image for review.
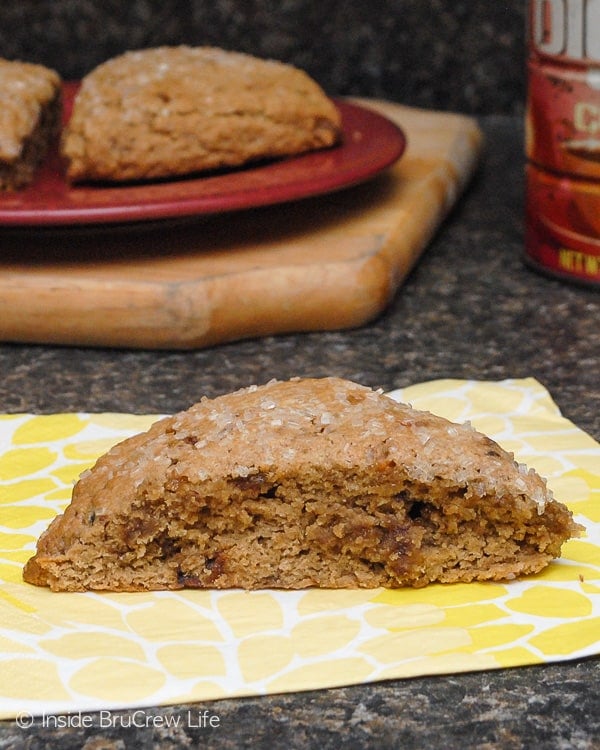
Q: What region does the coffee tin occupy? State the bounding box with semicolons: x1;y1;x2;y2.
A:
526;0;600;286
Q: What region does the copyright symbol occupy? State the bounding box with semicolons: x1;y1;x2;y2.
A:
16;712;34;729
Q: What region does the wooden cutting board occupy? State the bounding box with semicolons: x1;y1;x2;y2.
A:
0;100;482;349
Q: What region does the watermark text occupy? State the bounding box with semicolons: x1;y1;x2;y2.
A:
16;708;221;730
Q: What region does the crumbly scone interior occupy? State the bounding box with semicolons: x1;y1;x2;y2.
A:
27;459;573;592
0;58;62;190
132;473;569;589
0;87;61;189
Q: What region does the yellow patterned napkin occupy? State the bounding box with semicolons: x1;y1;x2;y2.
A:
0;378;598;720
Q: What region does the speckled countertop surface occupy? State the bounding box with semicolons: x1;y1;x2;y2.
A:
0;117;598;748
0;1;526;116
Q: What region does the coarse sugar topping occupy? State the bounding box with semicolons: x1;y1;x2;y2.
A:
141;378;553;512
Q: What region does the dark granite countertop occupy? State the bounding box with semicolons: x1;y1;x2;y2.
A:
1;1;526;116
0;116;598;749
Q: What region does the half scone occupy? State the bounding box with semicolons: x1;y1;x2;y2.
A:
61;46;342;182
23;378;581;592
0;58;61;190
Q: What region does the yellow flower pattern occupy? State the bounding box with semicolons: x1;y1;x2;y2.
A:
0;379;598;719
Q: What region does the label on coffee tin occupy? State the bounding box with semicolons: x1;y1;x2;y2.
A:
527;61;600;180
526;164;600;283
526;0;600;285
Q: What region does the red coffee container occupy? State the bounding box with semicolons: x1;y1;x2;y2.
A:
526;0;600;286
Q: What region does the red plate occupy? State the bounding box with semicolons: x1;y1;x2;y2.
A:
0;84;405;227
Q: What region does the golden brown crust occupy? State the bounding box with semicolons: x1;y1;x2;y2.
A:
23;377;582;592
60;46;342;182
0;58;62;190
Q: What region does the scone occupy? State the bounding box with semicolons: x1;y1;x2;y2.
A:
60;46;342;182
0;58;61;190
23;378;581;593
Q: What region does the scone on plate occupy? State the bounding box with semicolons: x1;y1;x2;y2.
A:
0;58;62;190
60;46;342;183
23;377;582;592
